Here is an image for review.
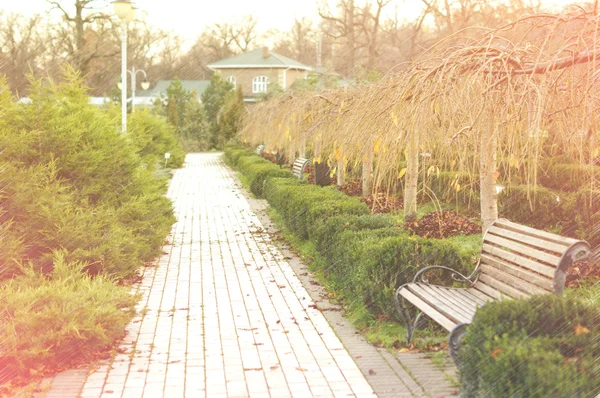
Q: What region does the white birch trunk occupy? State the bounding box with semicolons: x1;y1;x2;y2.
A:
480;127;499;232
404;131;419;221
337;150;345;186
362;149;373;195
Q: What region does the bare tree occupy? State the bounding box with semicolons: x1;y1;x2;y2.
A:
231;16;258;52
358;0;392;70
47;0;117;77
319;0;360;76
273;18;318;66
0;12;46;95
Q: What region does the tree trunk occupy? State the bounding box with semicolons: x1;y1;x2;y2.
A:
362;149;373;195
480;128;499;232
404;131;419;222
337;149;345;186
300;135;306;158
347;0;356;74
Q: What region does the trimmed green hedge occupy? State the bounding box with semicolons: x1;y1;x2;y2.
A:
236;155;294;197
539;162;600;192
263;176;369;239
226;146;478;322
460;287;600;398
498;185;563;229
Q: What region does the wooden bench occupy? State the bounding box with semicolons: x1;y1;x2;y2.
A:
292;157;311;180
395;218;590;364
256;144;265;155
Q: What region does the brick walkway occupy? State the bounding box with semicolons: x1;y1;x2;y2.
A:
40;153;457;398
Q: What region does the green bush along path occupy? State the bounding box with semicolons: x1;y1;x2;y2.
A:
0;71;184;394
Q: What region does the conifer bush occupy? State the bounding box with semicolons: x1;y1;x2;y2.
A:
128;109;185;168
0;71;180;386
0;71;175;279
0;253;137;378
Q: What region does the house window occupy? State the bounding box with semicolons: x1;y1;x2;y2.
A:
227;76;236;88
252;76;269;93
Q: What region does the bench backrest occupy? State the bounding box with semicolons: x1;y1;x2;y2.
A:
256;145;265;155
473;219;590;300
292;158;311;179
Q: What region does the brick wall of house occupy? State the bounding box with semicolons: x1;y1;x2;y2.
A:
216;68;307;96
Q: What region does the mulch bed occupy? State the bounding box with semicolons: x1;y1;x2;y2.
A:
360;194;404;214
260;152;277;163
406;210;481;239
305;164;315;184
566;259;600;288
338;179;362;196
338;180;403;214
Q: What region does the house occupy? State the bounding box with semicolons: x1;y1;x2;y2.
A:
207;47;312;103
135;80;210;104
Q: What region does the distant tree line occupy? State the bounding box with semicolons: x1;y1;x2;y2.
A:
0;0;558;96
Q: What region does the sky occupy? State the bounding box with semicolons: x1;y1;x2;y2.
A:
0;0;585;46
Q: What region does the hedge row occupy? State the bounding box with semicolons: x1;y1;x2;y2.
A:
460;287;600;397
224;145;477;321
429;170;598;241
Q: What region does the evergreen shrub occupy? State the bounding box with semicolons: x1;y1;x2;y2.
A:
0;253;138;378
538;162;600;192
460;287;600;398
498;185;563;229
128;109;185;168
0;71;175;279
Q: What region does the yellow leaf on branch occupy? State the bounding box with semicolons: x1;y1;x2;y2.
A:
397;168;407;179
492;171;500;182
574;324;590;335
374;136;382;155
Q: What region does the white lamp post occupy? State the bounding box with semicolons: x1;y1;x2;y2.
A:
113;0;135;133
118;66;150;112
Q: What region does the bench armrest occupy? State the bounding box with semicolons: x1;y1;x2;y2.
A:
412;265;474;286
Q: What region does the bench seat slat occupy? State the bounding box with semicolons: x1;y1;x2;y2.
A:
409;284;472;325
486;226;567;254
480;264;548;296
494;219;580;246
476;274;528;299
292;158;310;179
482;243;556;278
471;281;506;300
431;285;487;307
480;254;554;291
465;287;496;303
484;234;561;266
416;285;477;321
399;287;457;331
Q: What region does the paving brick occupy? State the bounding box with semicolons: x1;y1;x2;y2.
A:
41;153;460;398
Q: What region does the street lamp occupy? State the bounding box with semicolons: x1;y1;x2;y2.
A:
118;66;150;112
113;0;135;133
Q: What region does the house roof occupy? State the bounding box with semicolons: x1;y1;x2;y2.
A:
207;48;312;71
136;80;210;98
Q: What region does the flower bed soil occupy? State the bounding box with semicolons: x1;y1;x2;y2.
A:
566;260;600;288
406;210;481;239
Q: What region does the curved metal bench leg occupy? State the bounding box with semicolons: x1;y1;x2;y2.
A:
449;323;469;366
395;285;423;344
